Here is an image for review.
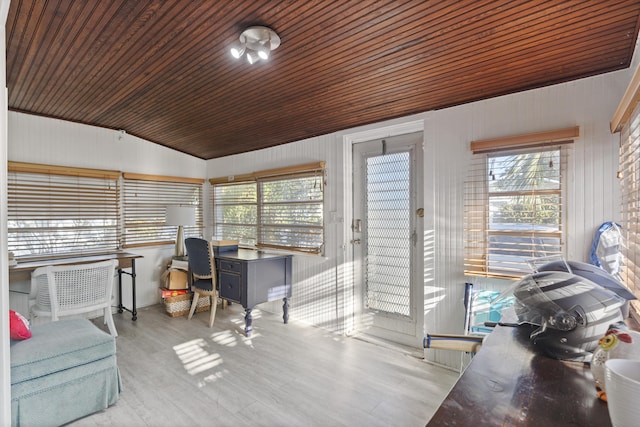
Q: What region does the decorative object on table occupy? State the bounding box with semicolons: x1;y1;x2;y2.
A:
590;322;640;401
163;293;210;317
9;309;31;340
185;237;218;327
165;205;196;258
604;359;640;427
30;259;120;337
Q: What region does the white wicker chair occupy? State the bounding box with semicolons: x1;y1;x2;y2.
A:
30;259;120;337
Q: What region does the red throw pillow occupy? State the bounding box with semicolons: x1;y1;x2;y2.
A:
9;310;31;340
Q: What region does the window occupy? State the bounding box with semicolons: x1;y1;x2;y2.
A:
122;173;204;248
464;129;575;279
612;66;640;322
258;172;324;253
7;162;120;259
618;101;640;305
212;181;257;246
8;163;207;257
211;162;325;254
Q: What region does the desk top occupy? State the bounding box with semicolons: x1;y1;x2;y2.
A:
216;249;293;262
9;251;142;273
427;324;611;426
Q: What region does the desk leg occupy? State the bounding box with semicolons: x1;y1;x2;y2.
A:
244;308;252;336
118;269;124;314
283;298;289;324
130;260;137;321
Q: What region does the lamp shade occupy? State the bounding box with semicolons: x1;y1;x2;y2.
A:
165;206;196;226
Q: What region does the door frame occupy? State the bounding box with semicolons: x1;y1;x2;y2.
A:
342;119;424;346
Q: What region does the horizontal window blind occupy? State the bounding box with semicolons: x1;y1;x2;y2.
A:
212;181;257;247
211;162;325;254
619;100;640;310
464;146;568;279
7;163;120;259
123;174;203;248
258;171;324;254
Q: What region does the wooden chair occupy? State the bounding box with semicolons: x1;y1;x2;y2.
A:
30;259;120;336
185;238;218;327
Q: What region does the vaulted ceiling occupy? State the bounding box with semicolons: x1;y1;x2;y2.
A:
6;1;640;160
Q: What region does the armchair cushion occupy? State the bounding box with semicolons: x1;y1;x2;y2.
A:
10;318;120;427
10;319;116;384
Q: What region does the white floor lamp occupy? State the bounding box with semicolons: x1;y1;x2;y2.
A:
165;206;196;258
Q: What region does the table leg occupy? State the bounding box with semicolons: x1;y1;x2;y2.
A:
117;268;124;313
116;260;137;321
244;308;253;336
130;259;137;321
283;297;289;324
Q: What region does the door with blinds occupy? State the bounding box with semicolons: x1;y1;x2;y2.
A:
352;132;422;347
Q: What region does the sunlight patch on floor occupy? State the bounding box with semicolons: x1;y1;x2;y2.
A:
199;370;225;388
211;330;238;347
173;338;223;375
184;353;223;375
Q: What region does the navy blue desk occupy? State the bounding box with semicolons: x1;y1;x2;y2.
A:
215;249;293;336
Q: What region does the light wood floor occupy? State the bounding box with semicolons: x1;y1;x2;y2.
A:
72;302;458;427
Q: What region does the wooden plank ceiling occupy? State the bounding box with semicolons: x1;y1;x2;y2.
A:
6;0;640;160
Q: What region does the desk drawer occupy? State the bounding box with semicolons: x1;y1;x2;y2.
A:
219;271;242;303
218;260;242;274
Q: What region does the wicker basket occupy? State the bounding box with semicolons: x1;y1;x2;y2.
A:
164;293;210;317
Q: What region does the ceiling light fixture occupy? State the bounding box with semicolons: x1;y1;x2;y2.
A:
230;26;280;64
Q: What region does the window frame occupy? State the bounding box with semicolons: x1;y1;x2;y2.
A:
211;180;258;247
6;162;207;260
464;129;575;279
618;100;640;316
210;162;325;255
7;162;121;260
122;173;204;249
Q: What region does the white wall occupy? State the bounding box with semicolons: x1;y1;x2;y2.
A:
8;113;205;178
8;112;207;309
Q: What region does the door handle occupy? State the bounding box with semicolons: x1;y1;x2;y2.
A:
350;238;361;245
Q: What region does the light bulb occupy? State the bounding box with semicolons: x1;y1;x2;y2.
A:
230;43;245;59
257;44;270;60
246;51;258;64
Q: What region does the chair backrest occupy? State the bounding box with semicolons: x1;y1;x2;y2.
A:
185;238;215;281
31;259;118;319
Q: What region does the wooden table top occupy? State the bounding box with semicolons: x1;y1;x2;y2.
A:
9;251;142;274
427;323;611;426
